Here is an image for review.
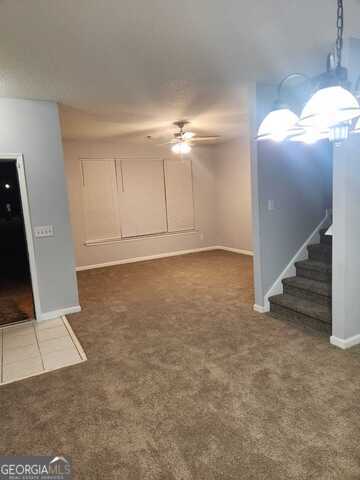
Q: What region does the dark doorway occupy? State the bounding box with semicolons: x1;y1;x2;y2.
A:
0;160;34;325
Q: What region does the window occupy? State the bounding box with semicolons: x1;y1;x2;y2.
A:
81;157;195;244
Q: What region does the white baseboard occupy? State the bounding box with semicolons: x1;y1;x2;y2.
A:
330;334;360;350
76;247;216;271
215;246;254;256
37;305;82;322
253;304;270;313
263;211;331;310
76;246;254;272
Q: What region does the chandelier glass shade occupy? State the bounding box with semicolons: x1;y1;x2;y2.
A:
290;127;330;144
256;109;299;142
299;86;360;129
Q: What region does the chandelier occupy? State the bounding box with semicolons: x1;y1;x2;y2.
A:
257;0;360;145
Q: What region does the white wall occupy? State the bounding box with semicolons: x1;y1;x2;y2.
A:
0;98;79;318
63;140;218;268
214;137;253;252
332;135;360;344
331;37;360;347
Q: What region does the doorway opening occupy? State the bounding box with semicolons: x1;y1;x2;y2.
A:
0;158;35;326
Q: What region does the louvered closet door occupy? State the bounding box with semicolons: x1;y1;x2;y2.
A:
118;159;167;237
81;159;120;242
164;159;195;232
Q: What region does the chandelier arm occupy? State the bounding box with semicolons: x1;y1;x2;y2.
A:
355;76;360;97
277;73;310;100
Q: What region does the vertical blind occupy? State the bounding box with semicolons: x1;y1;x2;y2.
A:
119;159;167;237
81;158;195;243
164;159;195;232
82;159;120;242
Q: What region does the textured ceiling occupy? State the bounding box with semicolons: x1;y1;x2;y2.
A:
0;0;360;142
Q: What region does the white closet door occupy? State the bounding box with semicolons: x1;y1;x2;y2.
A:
82;159;120;242
118;159;167;237
165;159;195;232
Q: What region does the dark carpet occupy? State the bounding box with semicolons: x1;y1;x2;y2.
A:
1;251;360;479
0;279;34;325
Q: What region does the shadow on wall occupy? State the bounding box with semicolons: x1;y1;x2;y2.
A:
257;139;333;298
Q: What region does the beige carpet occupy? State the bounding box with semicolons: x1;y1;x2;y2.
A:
1;250;360;479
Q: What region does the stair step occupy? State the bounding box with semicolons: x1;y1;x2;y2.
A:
319;228;332;246
269;303;332;334
307;243;332;263
269;293;332;325
295;259;332;282
283;276;331;296
282;276;331;305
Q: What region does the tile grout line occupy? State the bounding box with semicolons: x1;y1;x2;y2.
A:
0;318;86;387
33;321;46;371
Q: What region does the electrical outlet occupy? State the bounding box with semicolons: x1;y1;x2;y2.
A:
34;225;54;238
200;232;204;241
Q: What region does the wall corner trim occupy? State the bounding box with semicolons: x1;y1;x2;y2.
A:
253;304;270;313
37;305;82;322
330;334;360;350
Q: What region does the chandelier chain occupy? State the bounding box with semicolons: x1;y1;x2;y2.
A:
336;0;344;68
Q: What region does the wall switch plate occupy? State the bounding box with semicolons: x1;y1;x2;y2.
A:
268;200;275;211
200;232;204;241
34;225;54;238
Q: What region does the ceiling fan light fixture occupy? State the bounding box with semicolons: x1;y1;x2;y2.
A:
171;142;192;154
182;131;195;140
257;109;299;142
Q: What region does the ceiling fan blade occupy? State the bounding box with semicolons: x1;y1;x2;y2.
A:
191;135;221;142
157;140;177;145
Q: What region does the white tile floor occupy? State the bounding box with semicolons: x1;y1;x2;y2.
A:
0;316;86;385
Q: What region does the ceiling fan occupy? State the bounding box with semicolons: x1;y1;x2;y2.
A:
166;121;220;154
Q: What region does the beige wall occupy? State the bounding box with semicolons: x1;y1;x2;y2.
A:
215;137;253;252
63;135;253;269
63;140;218;268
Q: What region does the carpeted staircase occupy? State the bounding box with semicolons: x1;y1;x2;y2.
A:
269;228;332;333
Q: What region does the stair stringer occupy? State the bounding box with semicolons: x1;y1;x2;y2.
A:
261;210;332;312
